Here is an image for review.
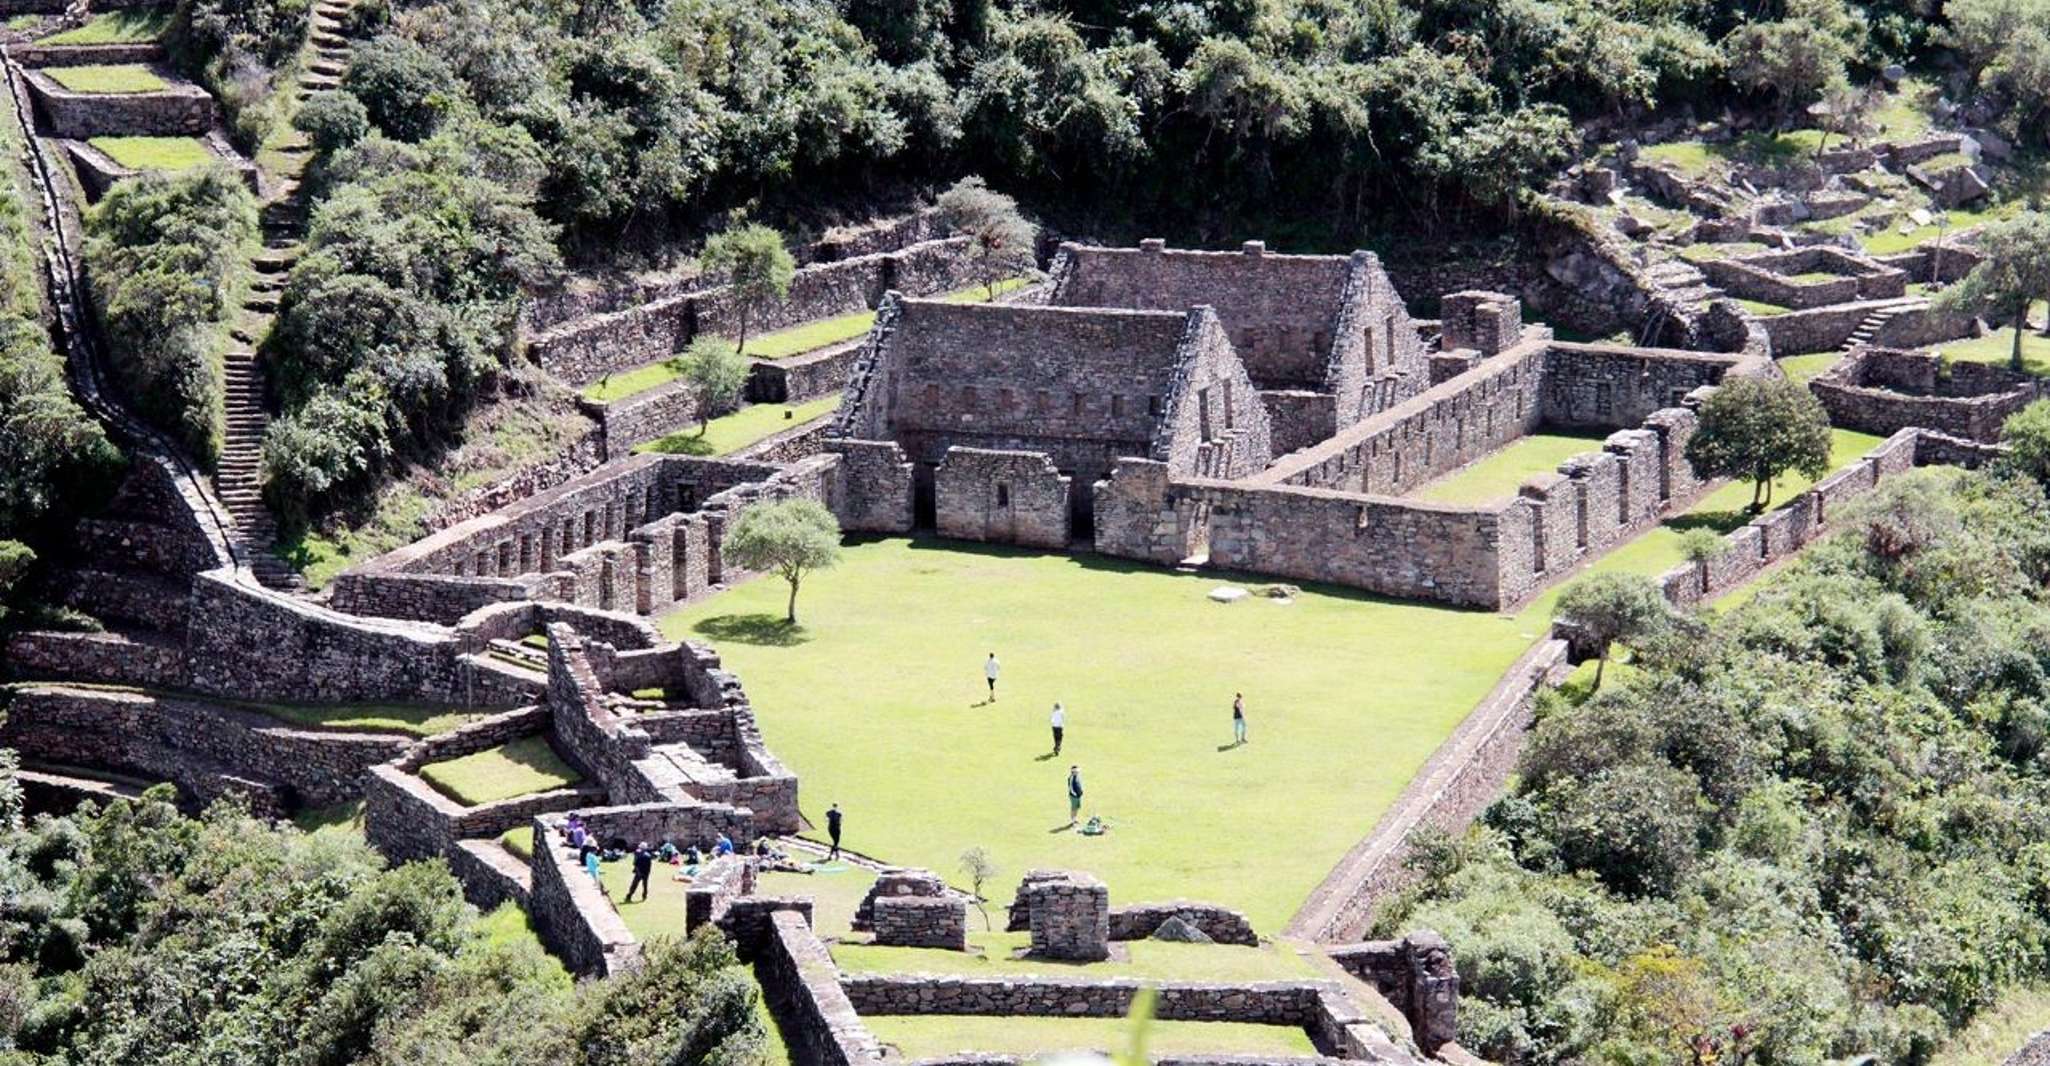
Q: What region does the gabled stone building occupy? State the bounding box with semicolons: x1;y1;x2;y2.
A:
832;294;1273;537
1047;239;1430;452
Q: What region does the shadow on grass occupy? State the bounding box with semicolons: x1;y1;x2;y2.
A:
1666;507;1757;537
639;432;714;457
693;613;811;647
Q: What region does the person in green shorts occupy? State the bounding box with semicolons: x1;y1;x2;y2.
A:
1066;765;1084;825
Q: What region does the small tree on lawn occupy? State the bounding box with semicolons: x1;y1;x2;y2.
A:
1554;572;1671;690
1936;211;2050;371
1677;527;1729;596
722;498;841;624
959;846;999;931
1685;376;1833;513
700;222;795;356
669;336;750;438
937;176;1035;300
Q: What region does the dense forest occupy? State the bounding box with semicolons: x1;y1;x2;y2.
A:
0;783;766;1064
1379;456;2050;1064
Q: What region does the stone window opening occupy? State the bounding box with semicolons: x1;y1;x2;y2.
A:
1197;387;1213;440
1595;383;1614;417
1072;393;1085;416
996;483;1011;508
583;510;596;546
1384;313;1396;366
1111;394;1124;417
1147;395;1163;417
1222;381;1235;428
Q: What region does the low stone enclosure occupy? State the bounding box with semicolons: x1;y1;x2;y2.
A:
1811;346;2043;442
1695;245;1906;310
678;863;1464;1066
20;64;214;139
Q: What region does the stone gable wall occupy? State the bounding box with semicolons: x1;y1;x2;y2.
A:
1051;241;1349;391
1153;307;1274;480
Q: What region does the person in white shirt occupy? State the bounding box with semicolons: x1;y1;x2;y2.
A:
1050;702;1066;755
984;652;1000;701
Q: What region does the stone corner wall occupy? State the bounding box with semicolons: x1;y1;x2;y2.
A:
1013;870;1110;961
1107;901;1257;946
1327;931;1458;1056
758;909;886;1066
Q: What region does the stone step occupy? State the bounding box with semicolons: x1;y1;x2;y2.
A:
243;294;282;314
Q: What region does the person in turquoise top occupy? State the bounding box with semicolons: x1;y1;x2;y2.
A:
1066;765;1084;825
582;843;602;885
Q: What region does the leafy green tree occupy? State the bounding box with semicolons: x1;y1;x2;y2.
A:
343;35;459;142
1685;375;1834;512
1944;0;2050;139
700;223;795;356
1937;212;2050;371
1721;0;1860;126
1553;572;1672;689
2001;399;2050;485
670;336;750;438
936;175;1035;299
722;498;841;624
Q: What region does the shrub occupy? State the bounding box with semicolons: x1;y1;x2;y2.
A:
82;167;257;465
294;90;371;154
343;35;459;142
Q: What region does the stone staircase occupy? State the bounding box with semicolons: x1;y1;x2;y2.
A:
214;0;359;591
1839;301;1926;353
1644;258;1725;317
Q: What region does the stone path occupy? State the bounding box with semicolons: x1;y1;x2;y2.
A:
217;0;359;591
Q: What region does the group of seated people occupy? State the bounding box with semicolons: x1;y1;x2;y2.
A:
557;813;814;894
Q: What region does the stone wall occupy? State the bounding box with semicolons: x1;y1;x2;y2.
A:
826;440;916;533
934;448;1071;549
1656;428;1932;609
1697;247;1905;310
1811;347;2041;441
586;379;700;459
528;237;975;386
873;896;970;950
855;868;953;930
183;570;537;706
1260;390;1337;457
12;41;167;66
26;70;214;138
5;629;189;689
1290;640;1570;942
757;911;886;1066
1107;902;1257;946
746;339;866;404
1759;299;1977;355
419;428;607;535
526;814;641;976
0;684;412;812
1327;933;1459;1055
1013;870;1110;961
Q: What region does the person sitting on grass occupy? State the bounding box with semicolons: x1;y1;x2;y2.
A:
714;833;735;857
566;816;587;851
657;839;679;864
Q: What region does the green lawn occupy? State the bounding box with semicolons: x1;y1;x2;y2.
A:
38;9;169;44
597;848;880;944
584;279;1029;403
1862;204;2017;255
90;136;215;172
1410;431;1610;506
635;395;841;457
660;538;1550;932
1930;329;2050;376
833;929;1319;983
1777;352;1842;383
865;1016;1316;1059
1735;298;1793;317
45;64;168;94
418;735;583;807
239;701;480;737
292;799;365;838
1640;129;1829;176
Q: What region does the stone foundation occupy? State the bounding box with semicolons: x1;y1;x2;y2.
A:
873;896;970;950
1011;870;1110;961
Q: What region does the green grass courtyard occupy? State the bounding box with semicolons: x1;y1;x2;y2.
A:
45;65;169;94
661;539;1551;931
90;136;216;172
1411;430;1610;506
418;735;583;807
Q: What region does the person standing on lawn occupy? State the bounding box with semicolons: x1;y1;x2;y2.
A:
625;841;654;902
1050;702;1066;755
1233;693;1247;745
985;652;1001;701
1067;765;1084;825
826;803;843;861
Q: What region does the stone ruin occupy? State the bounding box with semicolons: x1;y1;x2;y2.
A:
1330;933;1461;1057
850;867;971;951
1010;869;1112;961
1811;346;2043;442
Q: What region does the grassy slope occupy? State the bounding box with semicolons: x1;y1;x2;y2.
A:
45;65;168;93
1932;984;2050;1066
90;136;214;171
661;539;1546;931
418;735;583;807
240;701;479;737
1411;431;1611;505
636;395;841;457
38;9;168;44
